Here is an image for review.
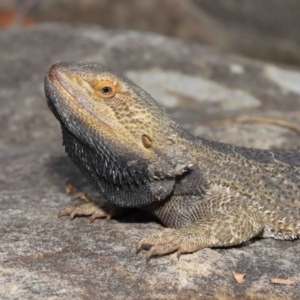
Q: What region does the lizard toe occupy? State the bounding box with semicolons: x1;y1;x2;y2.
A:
138;226;212;260
58;201;125;222
58;202;108;220
145;240;181;261
57;206;77;218
136;228;177;252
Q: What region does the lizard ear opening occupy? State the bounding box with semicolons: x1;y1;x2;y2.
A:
142;134;152;148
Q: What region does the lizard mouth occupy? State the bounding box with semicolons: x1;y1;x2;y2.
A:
45;63;113;131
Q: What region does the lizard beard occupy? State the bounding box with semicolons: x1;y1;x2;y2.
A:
59;122;161;207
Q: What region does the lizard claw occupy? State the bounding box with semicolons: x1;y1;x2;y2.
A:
58;202;102;219
58;206;77;218
136;239;152;253
137;228;183;261
90;209;110;222
136;240;143;253
176;248;183;260
136;226;209;261
90;208;123;222
146;248;156;262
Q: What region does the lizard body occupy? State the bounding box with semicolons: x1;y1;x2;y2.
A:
45;62;300;259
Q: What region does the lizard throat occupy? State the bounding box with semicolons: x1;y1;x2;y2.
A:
60;123;158;207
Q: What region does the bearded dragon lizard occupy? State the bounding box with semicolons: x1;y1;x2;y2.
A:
44;62;300;260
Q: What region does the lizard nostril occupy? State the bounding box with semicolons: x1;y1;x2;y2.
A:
142;134;152;148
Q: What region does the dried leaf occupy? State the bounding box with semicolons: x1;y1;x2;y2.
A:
65;184;77;194
271;278;294;285
232;271;246;284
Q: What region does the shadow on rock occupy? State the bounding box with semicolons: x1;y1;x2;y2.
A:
46;155;158;225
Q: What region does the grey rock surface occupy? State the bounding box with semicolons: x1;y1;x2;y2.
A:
0;23;300;299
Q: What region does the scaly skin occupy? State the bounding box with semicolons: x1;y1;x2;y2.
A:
45;62;300;260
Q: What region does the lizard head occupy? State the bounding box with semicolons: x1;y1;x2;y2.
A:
45;63;193;199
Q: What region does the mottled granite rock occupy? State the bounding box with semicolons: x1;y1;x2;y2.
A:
0;24;300;299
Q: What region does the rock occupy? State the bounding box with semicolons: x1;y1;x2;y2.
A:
0;23;299;299
191;0;300;65
28;0;300;66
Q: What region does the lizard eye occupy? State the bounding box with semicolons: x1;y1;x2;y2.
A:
101;86;112;94
93;80;119;99
142;134;152;148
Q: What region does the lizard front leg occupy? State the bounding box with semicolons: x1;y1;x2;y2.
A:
58;193;125;222
137;189;265;260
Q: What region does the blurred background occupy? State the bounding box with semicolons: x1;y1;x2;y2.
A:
1;0;300;68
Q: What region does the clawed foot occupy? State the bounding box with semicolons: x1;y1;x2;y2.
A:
58;192;123;222
136;227;206;261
